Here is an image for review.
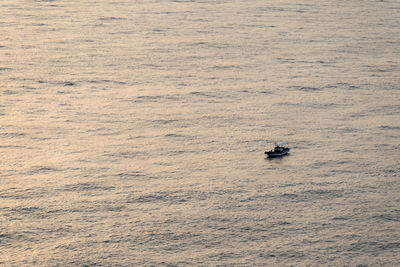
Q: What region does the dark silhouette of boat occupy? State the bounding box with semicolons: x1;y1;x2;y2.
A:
265;142;290;158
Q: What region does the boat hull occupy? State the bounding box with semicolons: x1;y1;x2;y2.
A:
265;148;290;158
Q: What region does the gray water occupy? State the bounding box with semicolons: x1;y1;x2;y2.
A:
1;0;400;265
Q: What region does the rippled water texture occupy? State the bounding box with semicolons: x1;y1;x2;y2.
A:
1;0;399;265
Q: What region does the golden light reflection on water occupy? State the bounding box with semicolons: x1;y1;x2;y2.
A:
1;0;399;265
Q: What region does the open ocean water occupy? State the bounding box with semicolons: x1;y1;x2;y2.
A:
1;0;399;265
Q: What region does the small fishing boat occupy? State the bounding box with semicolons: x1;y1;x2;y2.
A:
265;142;290;158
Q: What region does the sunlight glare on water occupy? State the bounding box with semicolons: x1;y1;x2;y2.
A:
0;0;399;265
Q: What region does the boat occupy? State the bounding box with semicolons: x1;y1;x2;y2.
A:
265;142;290;158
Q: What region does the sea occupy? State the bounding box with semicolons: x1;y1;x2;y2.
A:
1;0;399;266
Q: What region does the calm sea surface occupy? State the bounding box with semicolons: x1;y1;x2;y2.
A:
1;0;399;265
